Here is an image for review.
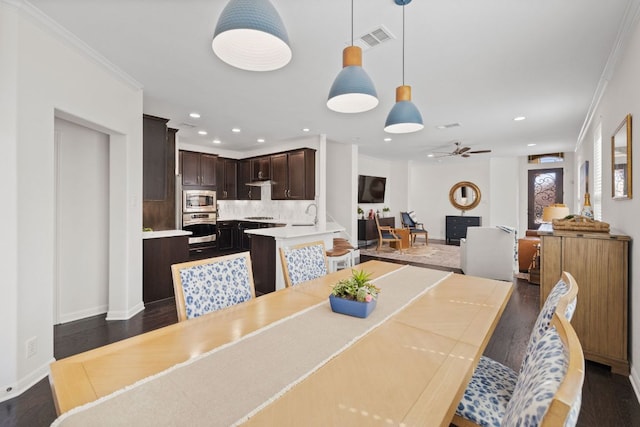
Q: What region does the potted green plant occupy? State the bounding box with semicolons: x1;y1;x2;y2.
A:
329;270;380;318
357;206;364;219
382;206;391;217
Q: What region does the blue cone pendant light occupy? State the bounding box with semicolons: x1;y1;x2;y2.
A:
327;0;378;113
384;85;424;133
212;0;292;71
385;0;423;133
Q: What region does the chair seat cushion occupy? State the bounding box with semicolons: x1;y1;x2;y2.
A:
381;232;397;239
456;355;518;427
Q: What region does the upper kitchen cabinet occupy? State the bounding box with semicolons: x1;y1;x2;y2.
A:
271;149;315;200
143;115;169;200
238;159;260;200
252;156;271;181
180;150;217;187
216;157;238;200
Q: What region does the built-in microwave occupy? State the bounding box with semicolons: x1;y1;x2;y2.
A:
183;189;217;213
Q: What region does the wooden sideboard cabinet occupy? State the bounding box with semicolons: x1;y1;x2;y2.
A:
445;215;481;245
539;230;630;375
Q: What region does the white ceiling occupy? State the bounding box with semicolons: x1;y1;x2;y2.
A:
29;0;635;162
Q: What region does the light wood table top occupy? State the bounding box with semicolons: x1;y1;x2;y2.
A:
49;260;403;415
50;261;512;426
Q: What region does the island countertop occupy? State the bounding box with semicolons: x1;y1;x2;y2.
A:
243;221;345;239
142;230;192;239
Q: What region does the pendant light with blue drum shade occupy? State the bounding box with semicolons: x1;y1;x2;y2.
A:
212;0;292;72
327;0;379;113
384;0;424;133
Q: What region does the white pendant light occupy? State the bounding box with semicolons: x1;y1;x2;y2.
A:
212;0;292;72
384;0;424;133
327;0;379;113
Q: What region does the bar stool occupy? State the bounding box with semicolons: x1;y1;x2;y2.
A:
326;238;355;273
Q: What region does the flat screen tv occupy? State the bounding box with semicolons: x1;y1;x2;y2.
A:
358;175;387;203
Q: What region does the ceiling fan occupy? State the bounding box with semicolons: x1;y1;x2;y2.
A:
431;142;492;158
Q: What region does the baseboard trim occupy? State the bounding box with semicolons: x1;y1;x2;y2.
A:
0;358;54;404
630;364;640;405
106;301;144;321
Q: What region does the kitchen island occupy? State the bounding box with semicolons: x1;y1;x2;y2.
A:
142;230;191;303
245;222;346;294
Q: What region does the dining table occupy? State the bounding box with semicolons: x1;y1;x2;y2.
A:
49;260;512;426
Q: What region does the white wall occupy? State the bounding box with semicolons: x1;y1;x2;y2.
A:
55;118;109;323
408;159;491;240
1;2;143;402
489;157;520;229
575;11;640;396
326;141;358;244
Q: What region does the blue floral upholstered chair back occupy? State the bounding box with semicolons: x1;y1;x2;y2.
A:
279;241;328;287
171;252;256;322
453;272;579;427
502;310;585;427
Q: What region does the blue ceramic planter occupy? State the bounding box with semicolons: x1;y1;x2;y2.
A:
329;294;377;318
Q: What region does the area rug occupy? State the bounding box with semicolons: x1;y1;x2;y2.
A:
359;242;461;270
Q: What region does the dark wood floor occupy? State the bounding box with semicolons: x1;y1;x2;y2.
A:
2;257;639;427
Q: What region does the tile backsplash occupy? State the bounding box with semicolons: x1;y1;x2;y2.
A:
218;184;317;222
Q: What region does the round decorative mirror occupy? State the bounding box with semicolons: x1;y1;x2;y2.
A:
449;181;481;211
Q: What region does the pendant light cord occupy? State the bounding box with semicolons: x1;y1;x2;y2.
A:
402;3;405;86
351;0;354;46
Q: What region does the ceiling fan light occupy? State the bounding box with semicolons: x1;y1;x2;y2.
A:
327;46;378;113
212;0;292;71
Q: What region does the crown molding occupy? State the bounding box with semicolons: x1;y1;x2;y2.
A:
3;0;143;91
576;0;640;148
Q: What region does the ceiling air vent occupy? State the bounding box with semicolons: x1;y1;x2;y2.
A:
436;123;462;129
179;122;197;129
353;25;395;51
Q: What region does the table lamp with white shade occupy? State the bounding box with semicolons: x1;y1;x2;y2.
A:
542;204;570;222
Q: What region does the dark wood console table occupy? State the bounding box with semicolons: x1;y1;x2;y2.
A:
445;215;481;245
358;217;395;246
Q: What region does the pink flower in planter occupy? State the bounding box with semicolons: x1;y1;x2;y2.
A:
365;294;373;303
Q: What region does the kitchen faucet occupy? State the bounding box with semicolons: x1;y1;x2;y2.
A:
305;203;318;225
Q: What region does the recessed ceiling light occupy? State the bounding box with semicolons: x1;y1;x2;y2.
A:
198;130;208;135
257;138;265;143
231;127;241;133
212;139;221;144
302;128;310;132
427;153;434;158
189;112;201;118
514;116;526;121
384;137;392;142
527;143;536;147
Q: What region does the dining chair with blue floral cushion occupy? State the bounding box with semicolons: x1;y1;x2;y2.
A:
453;271;579;427
279;241;329;287
171;252;256;322
500;309;584;427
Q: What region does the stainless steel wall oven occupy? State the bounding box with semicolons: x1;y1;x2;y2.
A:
181;189;217;249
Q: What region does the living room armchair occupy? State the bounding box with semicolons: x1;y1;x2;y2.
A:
460;226;517;281
400;211;428;245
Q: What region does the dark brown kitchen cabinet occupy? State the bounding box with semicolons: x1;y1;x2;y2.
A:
180;150;217;187
217;220;236;251
143;115;169;201
238;159;260;200
143;235;189;303
270;149;315;200
252;156;271;181
216;157;237;200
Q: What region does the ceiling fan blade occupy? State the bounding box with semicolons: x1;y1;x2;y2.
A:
468;149;492;154
462;153;471;158
458;146;471;154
